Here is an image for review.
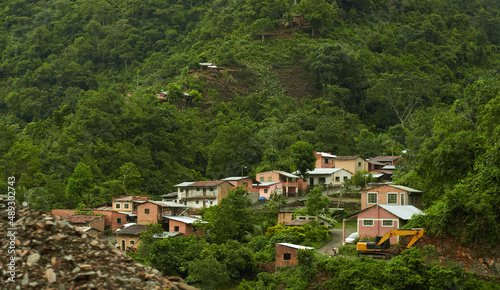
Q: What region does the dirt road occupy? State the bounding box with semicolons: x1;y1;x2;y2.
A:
318;228;355;256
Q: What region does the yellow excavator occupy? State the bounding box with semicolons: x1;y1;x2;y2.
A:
356;228;424;259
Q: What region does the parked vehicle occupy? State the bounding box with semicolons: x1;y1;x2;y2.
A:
345;232;358;244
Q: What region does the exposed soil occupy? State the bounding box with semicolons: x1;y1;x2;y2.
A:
317;228;355;256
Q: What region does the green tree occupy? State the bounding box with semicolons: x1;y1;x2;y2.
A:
305;187;330;215
288;141;316;180
65;162;95;208
296;0;336;37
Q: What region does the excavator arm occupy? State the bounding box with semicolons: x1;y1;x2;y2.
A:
376;228;424;248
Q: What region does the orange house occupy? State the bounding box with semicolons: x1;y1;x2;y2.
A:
255;171;302;197
136;201;188;225
314;152;337;168
165;216;205;236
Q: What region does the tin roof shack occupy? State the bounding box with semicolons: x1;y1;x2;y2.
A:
275;243;314;267
165;216;206;237
137;201;188;225
64;214;105;234
115;224;147;251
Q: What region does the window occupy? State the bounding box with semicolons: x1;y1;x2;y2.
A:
367;192;378;204
410;195;418;205
180;189;184;192
363;220;374;226
324;158;329;164
196;200;199;204
401;194;405;205
117;217;122;224
268;177;272;181
196;188;200;191
283;253;291;260
264;189;268;194
343;176;348;181
260;177;264;181
319;177;325;184
115;203;121;209
145;209;150;214
358;162;361;167
210;201;213;205
382;220;393;227
130;240;135;245
124;203;129;209
210;188;214;191
174;226;179;232
387;193;398;204
335;176;340;182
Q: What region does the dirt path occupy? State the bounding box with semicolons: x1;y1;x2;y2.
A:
318;228;355;256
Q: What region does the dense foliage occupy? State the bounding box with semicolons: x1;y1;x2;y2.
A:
2;0;500;263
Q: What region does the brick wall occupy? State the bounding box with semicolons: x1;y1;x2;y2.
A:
278;212;294;225
137;202;159;225
361;185;407;210
275;244;299;267
88;216;106;233
168;220;203;236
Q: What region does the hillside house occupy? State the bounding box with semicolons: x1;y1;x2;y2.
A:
350;204;423;244
302;168;352;188
314;152;337;168
255;171;305;197
92;206;130;233
334;156;366;174
137;201;188;225
165;216;205;237
175;180;234;209
160;192;179;203
275;243;314;267
112;195;149;213
361;184;423;210
255;181;283;200
366;156;402;171
221;176;258;192
278;208;297;225
116;224;147;251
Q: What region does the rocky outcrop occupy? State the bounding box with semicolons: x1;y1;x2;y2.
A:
0;195;198;289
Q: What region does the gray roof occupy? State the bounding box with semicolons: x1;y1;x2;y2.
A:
149;201;188;208
304;168;349;175
175;182;195;187
276;243;314;250
378;205;424;220
118;211;137;217
317;152;337;158
382;165;396;170
160;192;178;198
390;185;423;193
164;216;205;224
222;176;248;181
115;224;147;235
279;171;301;179
255;181;281;186
153;232;181;239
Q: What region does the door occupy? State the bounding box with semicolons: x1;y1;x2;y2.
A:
309;177;314;187
122;240;125;251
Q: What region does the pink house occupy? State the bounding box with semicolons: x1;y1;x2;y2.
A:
256;181;282;200
255;171;303;197
165;216;205;237
355;204;423;244
361;184;423;210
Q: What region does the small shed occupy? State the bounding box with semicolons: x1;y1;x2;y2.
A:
275;243;314;267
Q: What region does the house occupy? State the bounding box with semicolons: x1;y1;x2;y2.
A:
64;215;106;234
295;215;330;227
221;176;258;193
275;243;314;267
354;204;423;244
137;201;189;225
255;171;304;197
112;195;149;213
314;152;337;168
75;226;100;239
333;156;366;175
278;208;302;225
115;224;147;251
92;206;130;233
199;62;217;72
175;180;234;209
302;168;352;188
366;156;402;171
361;184;423;210
255;181;282;200
164;216;205;237
160;192;179;203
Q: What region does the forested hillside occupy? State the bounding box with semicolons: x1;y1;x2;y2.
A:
2;0;500;249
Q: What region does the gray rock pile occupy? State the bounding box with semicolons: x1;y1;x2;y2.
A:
0;195;197;289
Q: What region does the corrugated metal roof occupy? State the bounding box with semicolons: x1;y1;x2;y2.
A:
305;168;344;175
160;192;178;198
118;211;137;216
285;220;311;226
390;185;422;193
378;205;424;220
222;176;248;181
164;216;205;224
149;201;188;208
278;171;300;179
318;152;337;158
257;181;281;186
277;243;314;250
115;224;147;235
175;182;195;187
153;232;181;239
382;165;395;170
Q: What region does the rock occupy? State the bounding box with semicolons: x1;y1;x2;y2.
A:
21;273;29;286
46;268;57;283
27;253;41;266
